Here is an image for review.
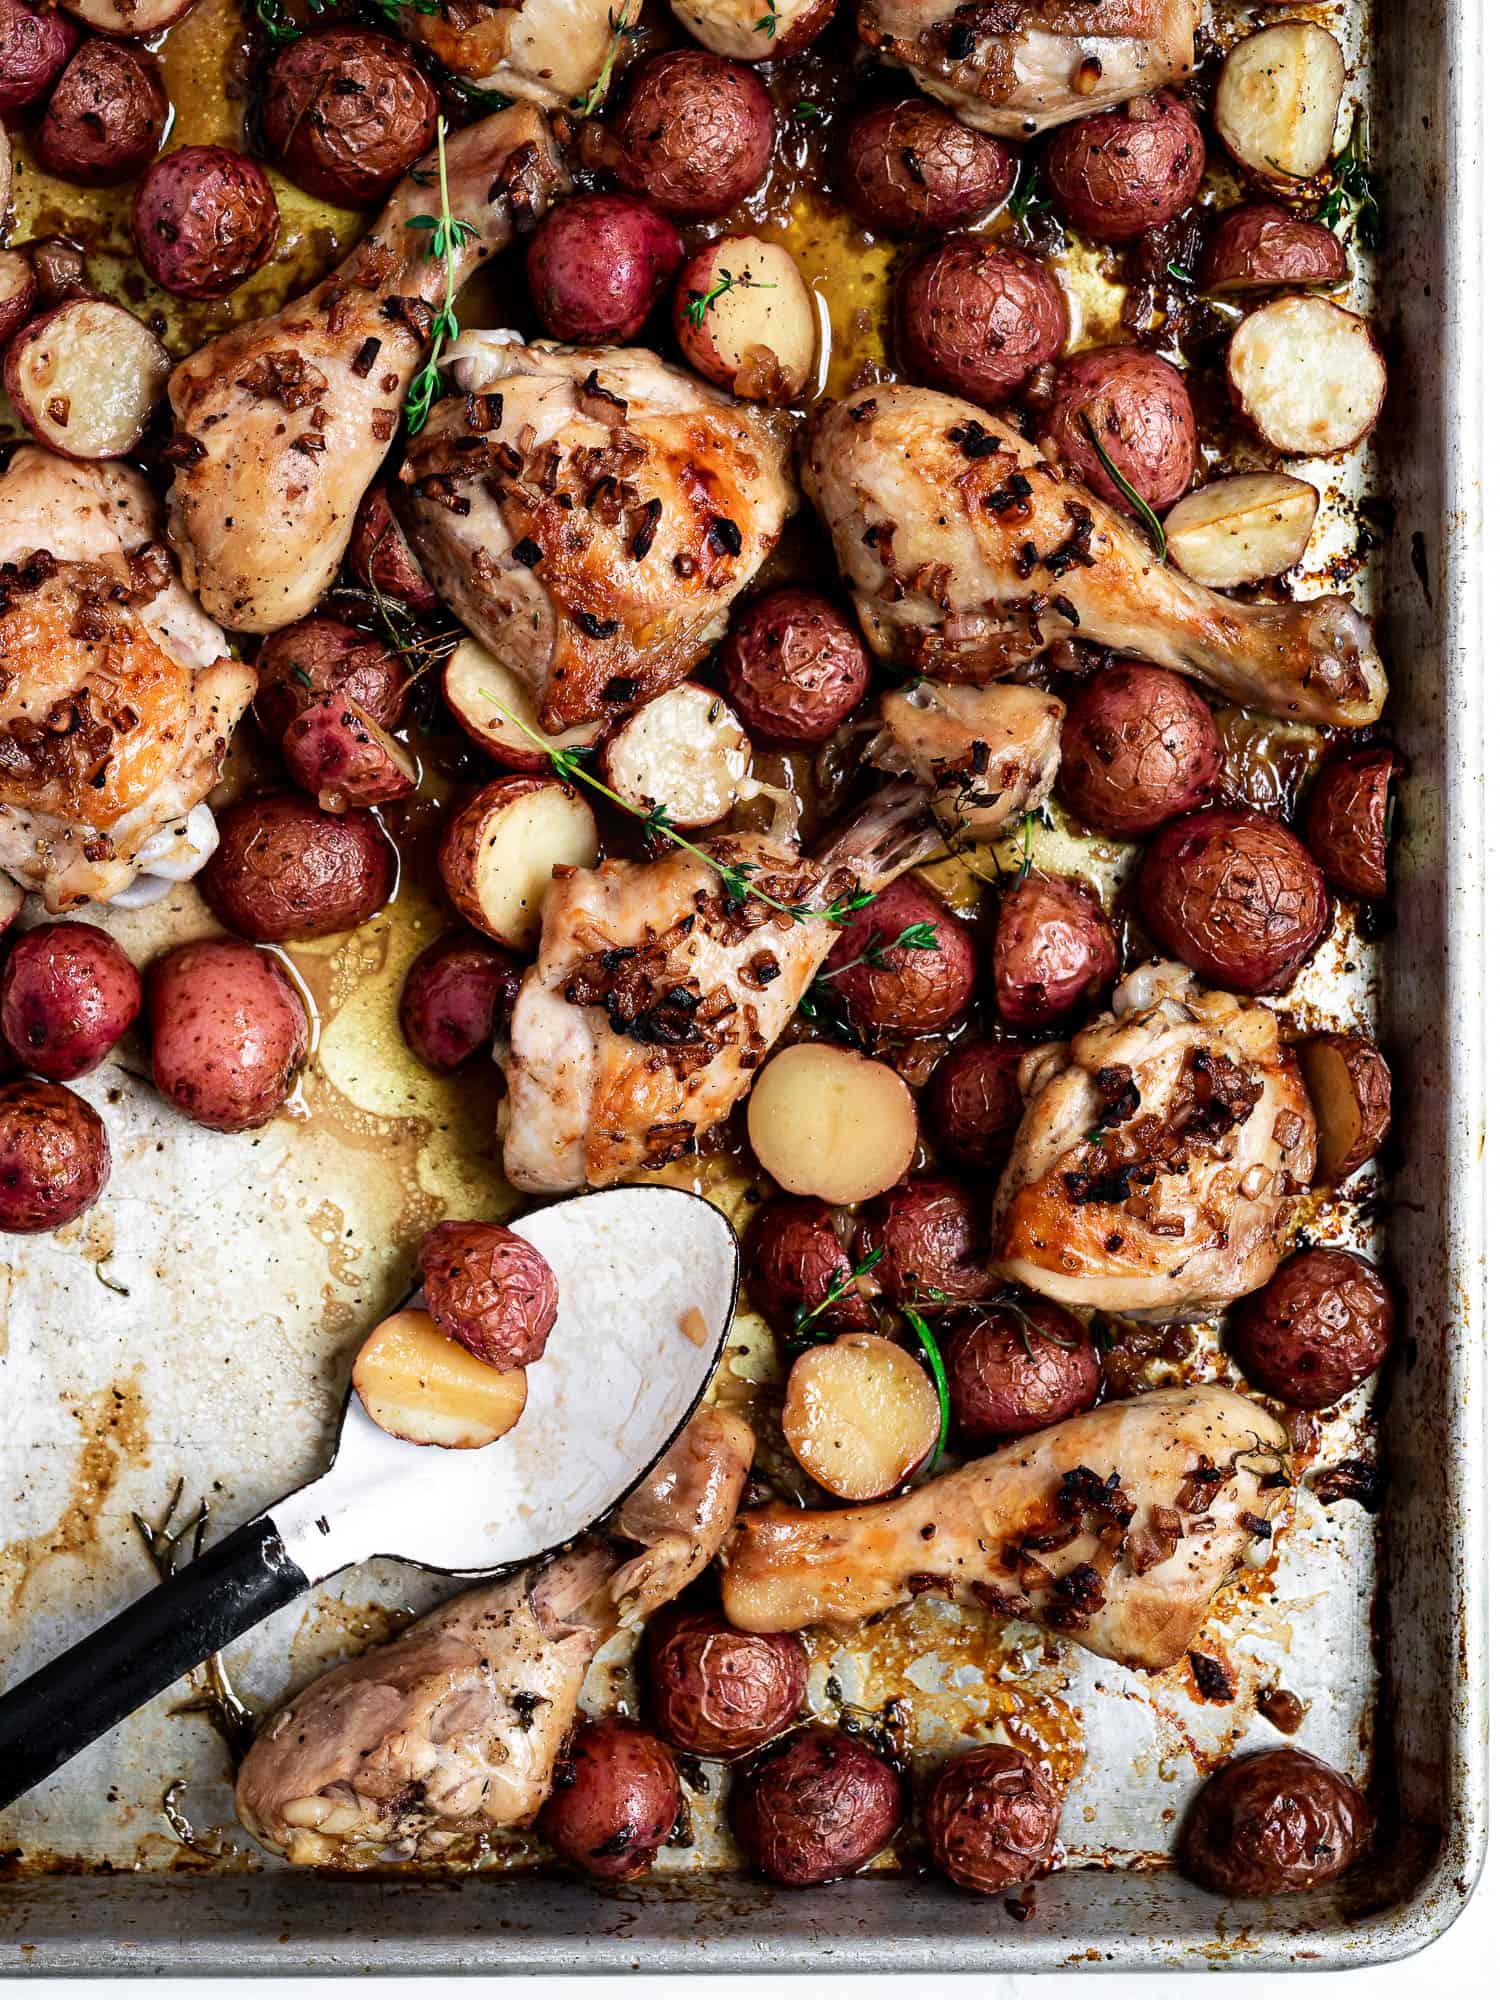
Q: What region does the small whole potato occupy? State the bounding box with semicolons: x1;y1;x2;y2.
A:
539;1719;681;1881
992;873;1119;1030
601;49;774;219
1040;347;1197;513
1177;1748;1369;1896
132;146;279;301
732;1725;903;1885
262;28;438;207
718;587;872;746
0;1078;110;1233
398;934;523;1073
148;939;309;1134
35;39;167;187
417;1218;559;1370
201;793;395;944
899;236;1069;405
855;1174;996;1307
924;1744;1062;1894
943;1297;1100;1442
0;0;80;118
526;193;684;343
1058;663;1221;838
0;921;141;1082
819;876;977;1036
347;486;439;613
924;1039;1027;1171
1301;747;1399;900
255;619;406;744
1136;808;1328;994
645;1607;808;1760
841;97;1014;237
1231;1247;1393;1409
674;236;817;403
744;1196;877;1333
1042;92;1206;243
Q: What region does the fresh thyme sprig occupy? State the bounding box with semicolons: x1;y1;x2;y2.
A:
755;8;779;36
365;0;439;26
1079;412;1167;559
403;117;478;436
902;1304;950;1460
816;920;939;985
683;267;775;330
253;0;304;43
791;1246;885;1337
576;7;643;118
1008;162;1052;229
1317;107;1381;250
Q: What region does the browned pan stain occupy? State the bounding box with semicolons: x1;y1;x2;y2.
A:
0;1378;150;1613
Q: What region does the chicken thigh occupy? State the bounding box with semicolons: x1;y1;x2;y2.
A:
859;0;1200;138
166;103;569;633
992;961;1317;1321
398;339;795;730
804;384;1387;727
720;1383;1288;1671
235;1407;753;1865
0;449;253;911
398;0;641;112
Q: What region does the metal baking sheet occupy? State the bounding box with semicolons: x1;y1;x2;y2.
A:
0;0;1486;1972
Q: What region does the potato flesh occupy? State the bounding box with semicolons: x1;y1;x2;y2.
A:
782;1335;940;1501
1164;473;1319;588
599;683;753;828
463;785;598;951
352;1307;528;1449
7;302;169;460
1301;1033;1392;1183
1228;298;1386;456
442;639;602;771
747;1044;917;1204
1215;23;1346;183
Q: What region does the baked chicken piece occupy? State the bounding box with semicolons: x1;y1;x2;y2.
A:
859;0;1200;138
235;1407;752;1865
804;384;1387;727
398;339;795;730
166;103;569;633
0;449;253;912
720;1383;1288;1671
398;0;641;112
992;961;1317;1322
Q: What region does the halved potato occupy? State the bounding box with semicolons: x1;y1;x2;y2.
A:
674;235;817;404
442;638;603;774
352;1307;529;1449
1215;23;1345;185
1301;1032;1392;1183
4;299;169;460
0;250;37;349
782;1335;941;1501
1227;297;1386;456
1164;473;1320;588
439;774;598;951
598;683;754;829
282;695;419;812
747;1044;917;1204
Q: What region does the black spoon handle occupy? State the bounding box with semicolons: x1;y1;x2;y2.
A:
0;1516;308;1810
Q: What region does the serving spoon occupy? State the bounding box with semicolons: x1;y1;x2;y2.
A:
0;1185;739;1810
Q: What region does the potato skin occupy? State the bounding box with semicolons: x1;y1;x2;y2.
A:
718;587;872;746
281;694;415;810
255;619;405;743
1042;92;1206;243
418;1219;559;1369
1231;1247;1393;1409
0;921;141;1082
854;1174;996;1306
992;873;1119;1030
36;40;167;187
1201;204;1348;296
731;1725;902;1886
1302;1030;1392;1183
924;1039;1026;1171
0;0;80;118
924;1744;1062;1894
539;1719;681;1881
262;29;438;207
1177;1748;1369;1896
0;251;39;350
148;939;309;1134
1040;347;1198;512
943;1297;1099;1442
1301;748;1398;900
1136;808;1329;995
899;236;1069;405
820;876;977;1035
841;97;1014;237
645;1607;807;1760
744;1196;878;1333
399;934;522;1073
0;1078;110;1232
347;486;439;613
604;50;774;219
1058;663;1221;838
131;146;279;300
526;193;683;343
201;793;394;944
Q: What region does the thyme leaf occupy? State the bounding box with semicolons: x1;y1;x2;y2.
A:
682;267;775;330
790;1247;885;1338
816;920;939;985
1008;162;1052;229
403;119;476;436
755;8;779;35
575;8;643;119
1079;412;1167;559
1316;107;1381;251
902;1304;950;1460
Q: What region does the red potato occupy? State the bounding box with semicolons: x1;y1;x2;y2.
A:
526;194;684;344
731;1725;902;1886
1302;747;1398;899
418;1219;558;1369
34;39;167;187
1136;807;1328;995
747;1046;918;1205
646;1607;807;1760
841;97;1014;237
1300;1031;1392;1183
441;639;604;774
924;1744;1062;1895
1227;297;1386;456
1215;23;1346;186
943;1297;1100;1443
1231;1246;1393;1409
148;939;309;1134
4;301;169;461
539;1719;681;1881
1042;91;1206;243
818;876;977;1036
201;793;395;944
0;0;80;117
743;1196;878;1334
131;146;279;301
674;236;817;404
24;236;92;311
0;1078;110;1233
601;49;774;219
398;934;523;1073
1178;1748;1369;1896
992;873;1119;1030
282;694;418;812
0;253;38;350
254;619;406;742
854;1174;996;1307
924;1039;1026;1171
898;236;1069;405
352;1306;528;1449
438;776;598;952
1058;663;1221;839
598;683;753;829
1040;346;1197;512
1201;204;1348;296
782;1333;942;1501
718;587;871;747
1163;473;1320;590
261;29;439;207
347;486;439;613
0;922;141;1082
